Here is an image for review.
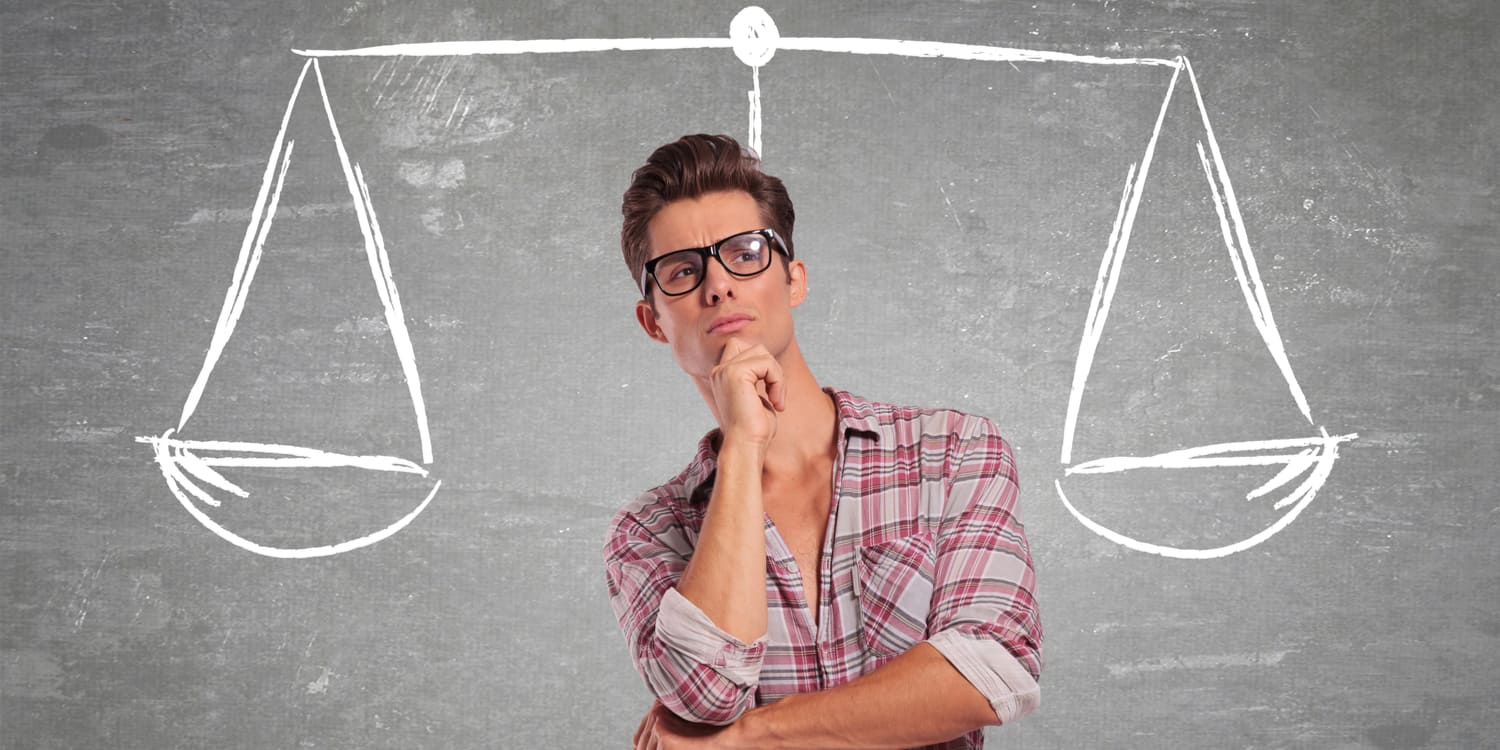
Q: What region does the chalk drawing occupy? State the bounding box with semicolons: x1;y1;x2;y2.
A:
142;6;1353;558
137;57;439;559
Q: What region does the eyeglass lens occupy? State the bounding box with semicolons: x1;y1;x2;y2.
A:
653;232;773;296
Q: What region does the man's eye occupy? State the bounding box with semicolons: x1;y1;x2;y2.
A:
667;265;698;280
729;240;766;262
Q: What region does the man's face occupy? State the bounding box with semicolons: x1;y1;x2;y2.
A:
635;190;806;380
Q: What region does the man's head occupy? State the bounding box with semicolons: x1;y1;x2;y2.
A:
623;135;808;382
621;134;795;297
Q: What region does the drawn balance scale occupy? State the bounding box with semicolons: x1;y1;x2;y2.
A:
138;7;1355;558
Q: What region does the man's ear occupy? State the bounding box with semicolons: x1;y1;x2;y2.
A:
787;259;808;308
635;298;669;343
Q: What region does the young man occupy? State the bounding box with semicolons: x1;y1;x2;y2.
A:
604;134;1041;749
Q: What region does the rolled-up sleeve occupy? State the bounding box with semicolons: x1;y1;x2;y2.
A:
604;506;767;725
924;418;1043;725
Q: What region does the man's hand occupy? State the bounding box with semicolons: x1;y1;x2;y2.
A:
633;702;741;750
707;337;784;452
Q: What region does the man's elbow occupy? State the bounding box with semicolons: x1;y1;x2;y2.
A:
638;651;759;725
651;679;756;726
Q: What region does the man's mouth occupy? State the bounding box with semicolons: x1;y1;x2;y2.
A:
707;314;753;335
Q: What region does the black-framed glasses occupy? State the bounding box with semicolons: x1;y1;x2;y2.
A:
640;228;790;297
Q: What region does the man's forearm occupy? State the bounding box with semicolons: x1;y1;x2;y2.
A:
727;643;999;749
674;439;769;644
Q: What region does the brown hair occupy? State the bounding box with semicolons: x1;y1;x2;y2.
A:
621;134;795;294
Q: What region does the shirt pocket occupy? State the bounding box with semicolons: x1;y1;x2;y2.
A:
855;533;937;659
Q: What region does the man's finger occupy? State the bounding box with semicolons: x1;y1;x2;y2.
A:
765;375;786;412
633;702;658;749
758;352;785;411
637;717;656;750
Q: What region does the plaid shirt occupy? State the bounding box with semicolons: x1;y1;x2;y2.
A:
604;389;1042;749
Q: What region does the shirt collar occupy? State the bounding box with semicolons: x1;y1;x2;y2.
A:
826;387;883;442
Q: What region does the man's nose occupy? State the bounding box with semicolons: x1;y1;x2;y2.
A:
699;256;736;303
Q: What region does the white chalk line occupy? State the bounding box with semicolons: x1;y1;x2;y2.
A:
773;37;1179;67
353;164;434;464
1267;438;1341;511
293;37;735;58
443;89;466;129
174;448;247;502
1055;429;1353;558
141;430;439;558
1066;432;1357;475
1186;56;1313;425
1059;59;1183;465
137;432;429;476
290;36;1178;69
1060;161;1135;466
311;58;435;465
1245;447;1315;501
423;59;454;115
748;65;763;157
178;59;313;431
